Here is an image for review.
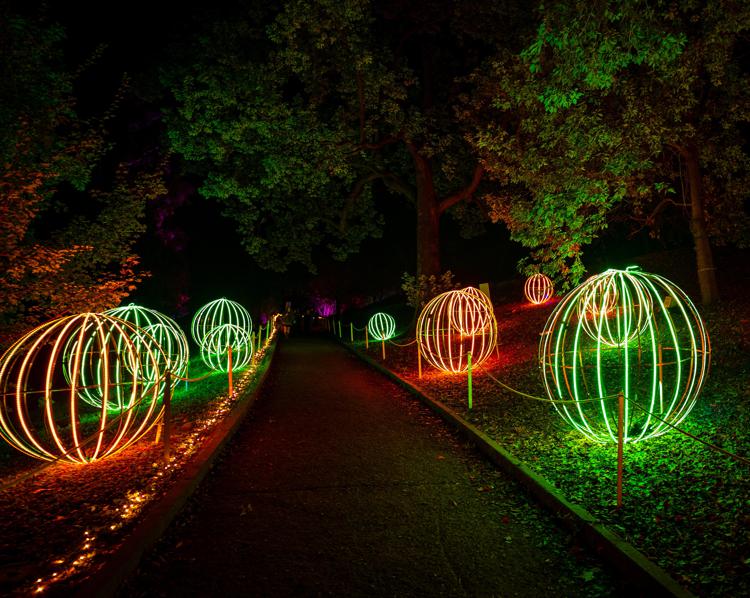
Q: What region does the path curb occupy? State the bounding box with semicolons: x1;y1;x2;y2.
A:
75;340;278;598
339;339;693;598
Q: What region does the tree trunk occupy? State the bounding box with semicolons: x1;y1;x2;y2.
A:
411;148;440;278
684;145;719;304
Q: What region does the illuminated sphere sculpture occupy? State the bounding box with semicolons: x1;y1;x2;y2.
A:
106;304;189;378
191;298;252;347
524;273;554;305
576;271;653;347
368;312;396;341
200;324;253;372
539;267;710;443
0;313;165;463
417;287;498;373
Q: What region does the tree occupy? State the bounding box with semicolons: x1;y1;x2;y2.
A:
470;0;750;302
0;9;164;343
164;0;530;277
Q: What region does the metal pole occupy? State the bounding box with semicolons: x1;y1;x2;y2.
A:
617;391;624;508
381;338;386;360
338;320;342;338
365;325;369;349
163;370;172;463
228;345;234;397
467;352;473;410
350;322;354;343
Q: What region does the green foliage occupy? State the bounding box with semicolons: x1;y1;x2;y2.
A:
0;9;163;344
164;0;533;274
400;270;459;309
468;0;750;288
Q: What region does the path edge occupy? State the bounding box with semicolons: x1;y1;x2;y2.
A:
339;340;693;598
75;340;279;598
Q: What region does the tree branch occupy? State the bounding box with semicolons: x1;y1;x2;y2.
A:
438;164;484;214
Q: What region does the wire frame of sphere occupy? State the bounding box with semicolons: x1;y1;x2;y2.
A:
524;273;554;305
191;298;253;347
539;269;710;443
368;312;396;341
0;313;164;463
200;323;253;372
576;272;652;347
68;304;190;411
417;287;498;373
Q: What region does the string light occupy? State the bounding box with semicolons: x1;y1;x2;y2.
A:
367;312;396;341
417;287;498;373
539;267;711;443
524;273;553;305
0;313;164;463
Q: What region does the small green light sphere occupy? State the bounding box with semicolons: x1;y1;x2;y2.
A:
368;312;396;341
192;298;253;347
200;323;253;372
539;267;711;443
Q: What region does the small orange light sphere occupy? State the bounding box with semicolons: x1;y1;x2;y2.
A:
524;273;554;305
0;313;165;463
417;287;498;373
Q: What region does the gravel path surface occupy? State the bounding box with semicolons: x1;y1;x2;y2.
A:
123;336;620;596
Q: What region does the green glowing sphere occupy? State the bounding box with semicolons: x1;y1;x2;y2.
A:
192;298;253;347
368;312;396;341
106;304;190;378
539;267;711;443
0;313;164;463
200;323;253;372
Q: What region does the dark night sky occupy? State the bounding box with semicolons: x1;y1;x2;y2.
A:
37;2;533;319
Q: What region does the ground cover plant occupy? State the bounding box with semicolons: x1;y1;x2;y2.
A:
0;340;275;596
344;258;750;597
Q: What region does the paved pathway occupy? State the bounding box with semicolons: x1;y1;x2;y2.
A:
124;336;618;596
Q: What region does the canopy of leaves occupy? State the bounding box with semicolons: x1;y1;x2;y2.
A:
164;0;531;273
468;0;750;286
0;8;163;344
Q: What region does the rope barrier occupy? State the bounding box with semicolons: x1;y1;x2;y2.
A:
623;398;750;466
472;365;750;466
475;364;617;404
387;337;418;347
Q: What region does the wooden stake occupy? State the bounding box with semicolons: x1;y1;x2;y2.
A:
381;338;386;360
418;344;422;378
228;345;234;397
162;370;172;463
365;325;369;349
350;322;354;343
617;391;624;508
467;352;473;410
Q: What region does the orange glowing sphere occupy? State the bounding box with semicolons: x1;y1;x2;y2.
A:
417;287;498;373
0;313;165;463
524;273;554;305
